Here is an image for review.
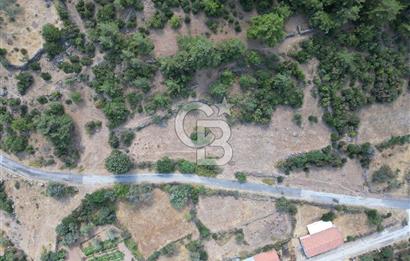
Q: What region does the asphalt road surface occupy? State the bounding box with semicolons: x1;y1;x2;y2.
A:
1;155;409;210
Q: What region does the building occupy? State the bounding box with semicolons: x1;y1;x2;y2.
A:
244;250;280;261
300;227;344;258
307;220;333;235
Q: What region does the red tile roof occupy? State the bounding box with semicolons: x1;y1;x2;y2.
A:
300;227;344;257
254;250;280;261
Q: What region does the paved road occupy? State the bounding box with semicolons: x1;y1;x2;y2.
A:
1;155;409;210
310;211;410;261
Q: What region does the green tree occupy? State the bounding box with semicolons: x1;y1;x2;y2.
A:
170;15;182;29
247;6;291;47
156;157;176;173
105;150;132;174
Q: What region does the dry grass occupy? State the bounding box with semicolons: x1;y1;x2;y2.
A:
116;189;198;258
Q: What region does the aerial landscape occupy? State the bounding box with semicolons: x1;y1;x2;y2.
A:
0;0;409;260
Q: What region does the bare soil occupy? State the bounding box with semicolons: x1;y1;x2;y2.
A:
0;171;93;260
116;189;198;258
0;0;61;66
197;195;292;260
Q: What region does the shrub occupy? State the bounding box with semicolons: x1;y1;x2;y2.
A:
40;249;67;261
69;91;82;104
40;72;52;81
275;197;297;215
365;209;383;227
321;211;336;221
120;130;135;147
372;165;397;183
292;113;302;127
177;159;196;174
16;72;34;95
105;150;132;174
0;182;14;215
46;182;78;199
36;103;79;167
156;157;176;173
308;115;318;123
247;5;291;47
278;146;345;174
169;15;181;29
85;120;102;136
235;172;247;183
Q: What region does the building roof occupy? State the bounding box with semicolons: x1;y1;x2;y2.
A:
300;227;344;257
244;250;280;261
307;220;334;235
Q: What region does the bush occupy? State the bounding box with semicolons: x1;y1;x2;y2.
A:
40;249;67;261
70;91;82;104
46;182;78;199
275;197;297;215
40;72;52;81
105;150;132;174
235;172;247;183
156;157;176;173
247;5;291;47
85;120;102;136
321;211;336;221
372;165;397;183
177;159;196;174
278;146;345;174
0;182;14;215
35;103;79;167
365;209;383;227
16;72;34;95
120;130;135;147
169;15;181;29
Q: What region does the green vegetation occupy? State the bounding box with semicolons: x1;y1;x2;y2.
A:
0;231;26;261
321;211;336;221
234;172;247;183
186;240;208;261
365;209;383;230
42;24;64;58
85;120;102;136
40;249;66;261
0;181;14;215
46;182;78;199
247;5;291;47
278;146;345;174
292;0;410;138
343;143;374;168
119;130;135;147
156;156;176;173
160;36;245;98
165;184;204;209
104;150;132;174
170;15;182;29
360;241;410;261
15;72;34;95
36;103;79;167
376;134;410;151
275;197;297;215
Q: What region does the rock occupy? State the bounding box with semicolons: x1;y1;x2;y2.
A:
0;88;8;97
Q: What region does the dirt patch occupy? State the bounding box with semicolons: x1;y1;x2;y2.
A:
197;195;292;260
357;92;410;144
0;172;91;260
0;0;61;66
293;205;328;238
116;189;198;258
368;145;410;197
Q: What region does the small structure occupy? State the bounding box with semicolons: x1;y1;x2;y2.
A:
307;220;333;235
244;250;280;261
300;227;344;258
